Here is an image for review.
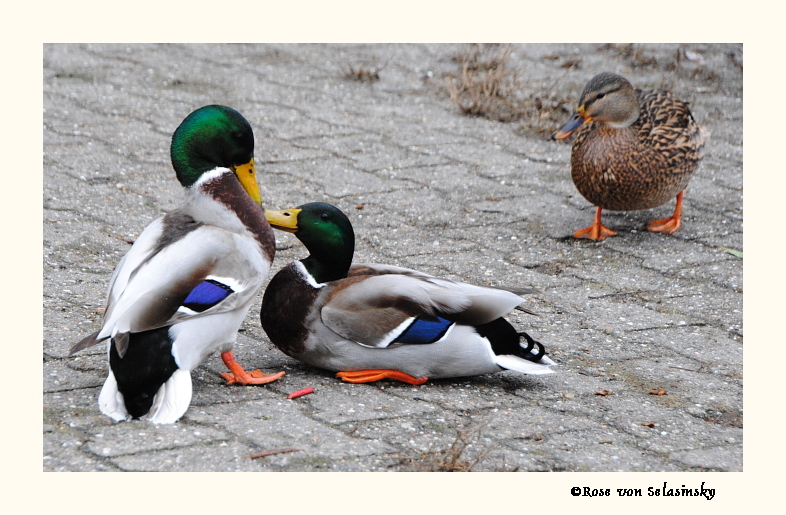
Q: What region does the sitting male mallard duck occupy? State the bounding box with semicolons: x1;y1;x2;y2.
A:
260;202;556;385
70;105;285;424
552;72;709;240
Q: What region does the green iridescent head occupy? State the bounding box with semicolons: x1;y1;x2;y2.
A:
169;105;256;189
265;202;356;283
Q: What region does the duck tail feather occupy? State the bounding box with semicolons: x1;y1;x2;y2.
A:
491;285;540;296
69;330;106;355
514;305;539;316
98;371;131;421
142;369;192;424
494;354;556;375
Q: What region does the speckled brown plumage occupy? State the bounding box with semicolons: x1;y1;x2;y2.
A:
571;88;706;210
554;72;709;239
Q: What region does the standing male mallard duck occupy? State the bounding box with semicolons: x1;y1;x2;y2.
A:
70;105;285;424
260;202;555;385
552;72;709;240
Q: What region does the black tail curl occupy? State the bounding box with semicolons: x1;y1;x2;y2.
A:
476;317;547;363
517;331;546;362
109;326;179;419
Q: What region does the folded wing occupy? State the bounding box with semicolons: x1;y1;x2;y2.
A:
321;266;528;348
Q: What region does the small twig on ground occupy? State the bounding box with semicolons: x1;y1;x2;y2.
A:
249;448;299;460
287;387;315;399
669;365;708;374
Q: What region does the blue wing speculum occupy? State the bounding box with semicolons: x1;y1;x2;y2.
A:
181;279;234;313
395;317;453;344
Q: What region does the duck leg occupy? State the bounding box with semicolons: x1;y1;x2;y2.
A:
574;206;617;241
647;190;684;234
219;351;285;385
336;369;428;385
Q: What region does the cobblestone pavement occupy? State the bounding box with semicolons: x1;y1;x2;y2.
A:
43;44;742;472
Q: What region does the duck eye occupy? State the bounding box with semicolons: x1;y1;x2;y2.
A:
596;92;606;99
320;213;330;221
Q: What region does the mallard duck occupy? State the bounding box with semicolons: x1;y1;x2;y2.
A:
552;72;709;240
260;202;556;385
70;105;285;424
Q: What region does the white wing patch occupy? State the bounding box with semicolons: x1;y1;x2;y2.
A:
358;316;415;349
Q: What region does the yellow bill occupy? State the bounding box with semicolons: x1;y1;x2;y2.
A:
233;158;262;204
264;208;301;233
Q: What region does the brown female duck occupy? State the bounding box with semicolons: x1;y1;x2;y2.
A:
553;72;709;240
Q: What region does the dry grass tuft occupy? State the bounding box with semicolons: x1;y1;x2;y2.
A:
600;43;660;68
398;415;519;472
345;62;384;82
419;424;487;472
443;44;577;135
445;44;525;123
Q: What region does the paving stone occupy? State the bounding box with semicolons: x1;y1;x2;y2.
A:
43;43;742;472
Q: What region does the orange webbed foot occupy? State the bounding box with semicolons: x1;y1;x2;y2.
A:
336;369;428;385
647;216;681;234
573;224;617;241
220;351;285;385
647;190;684;235
219;370;286;385
574;206;616;241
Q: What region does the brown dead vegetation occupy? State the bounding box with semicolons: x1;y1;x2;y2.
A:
443;44;576;136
